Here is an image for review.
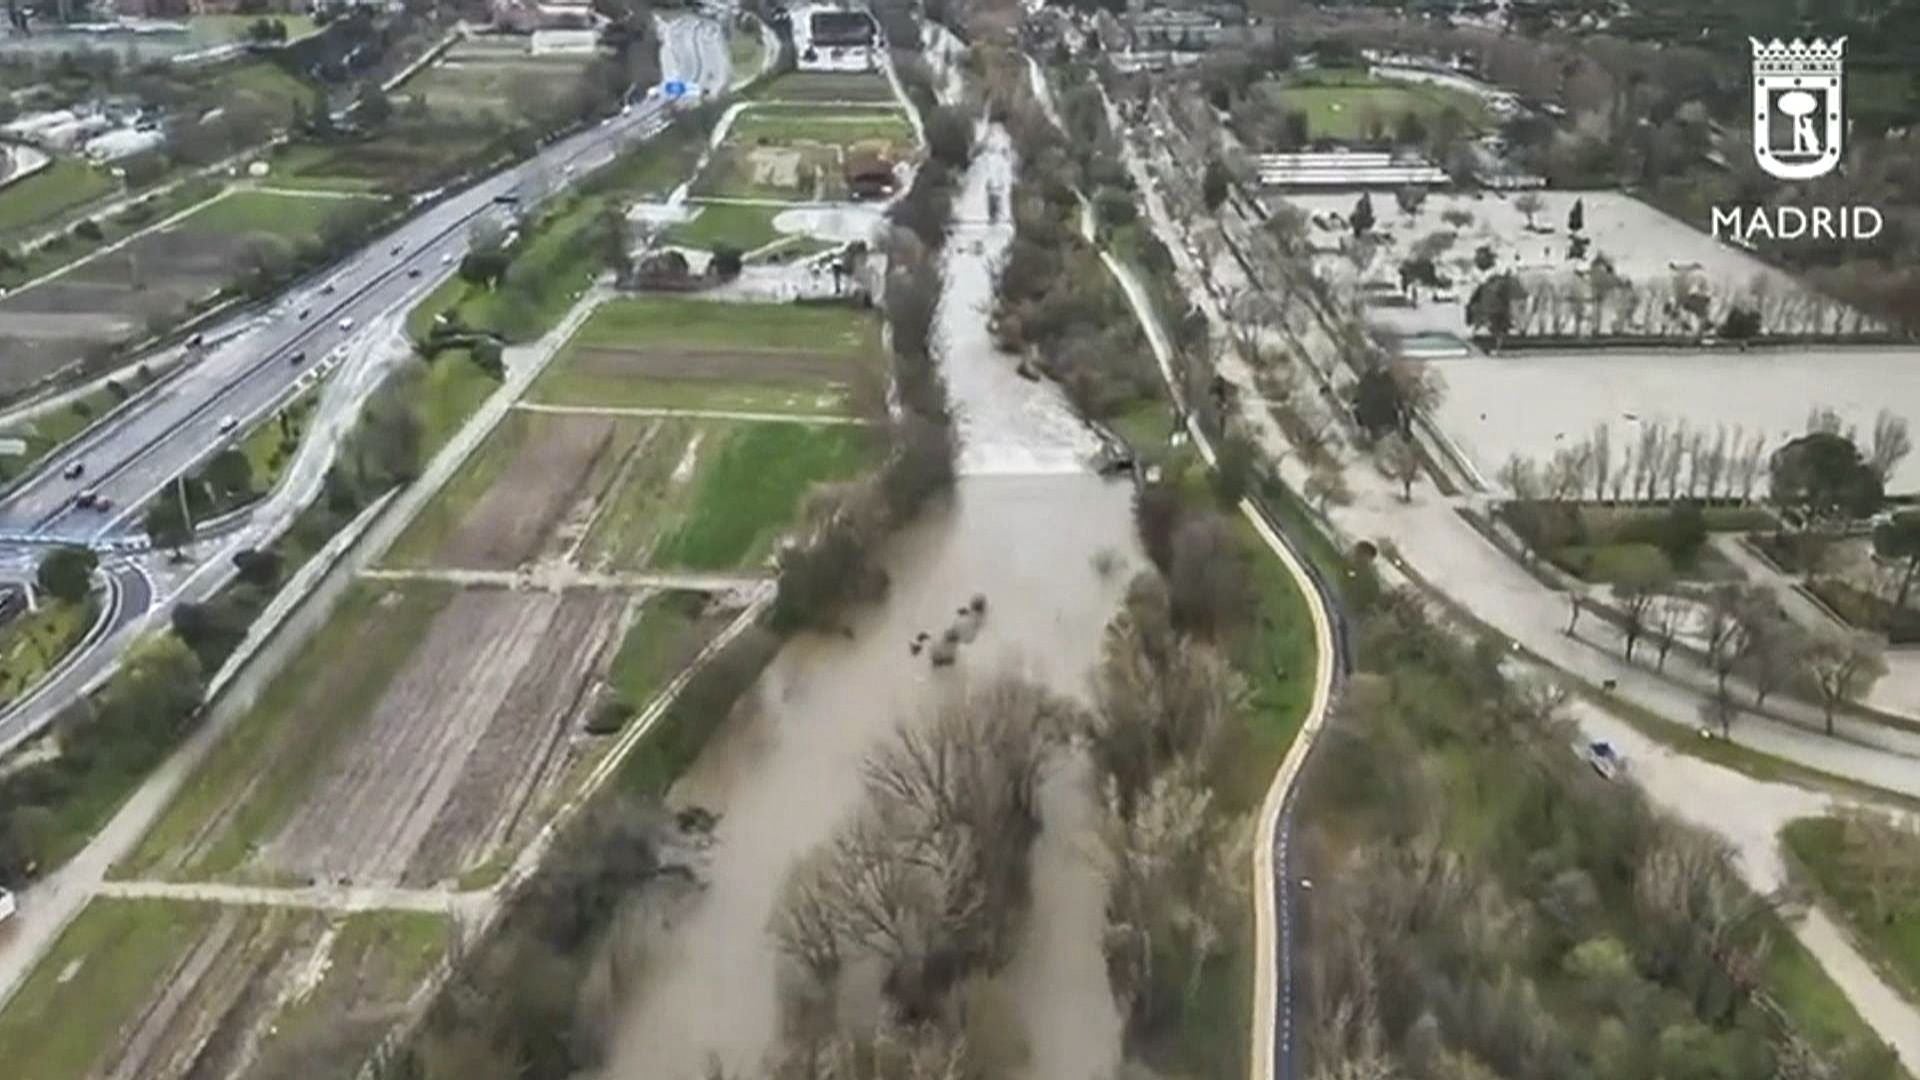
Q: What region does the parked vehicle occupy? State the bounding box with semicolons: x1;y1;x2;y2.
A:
1580;740;1625;781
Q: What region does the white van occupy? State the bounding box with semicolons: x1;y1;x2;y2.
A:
0;887;15;925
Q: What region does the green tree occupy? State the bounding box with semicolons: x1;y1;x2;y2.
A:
1201;158;1229;211
34;545;97;605
1350;191;1375;236
1769;432;1884;530
1466;273;1524;347
145;497;191;552
202;447;253;503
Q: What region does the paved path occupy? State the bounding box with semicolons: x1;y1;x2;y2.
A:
98;879;489;919
514;402;872;425
360;566;771;594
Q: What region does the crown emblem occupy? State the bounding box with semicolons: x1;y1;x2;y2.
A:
1749;37;1847;78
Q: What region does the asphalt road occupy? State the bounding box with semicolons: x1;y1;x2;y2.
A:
0;12;731;758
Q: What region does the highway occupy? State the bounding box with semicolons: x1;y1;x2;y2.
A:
0;12;733;758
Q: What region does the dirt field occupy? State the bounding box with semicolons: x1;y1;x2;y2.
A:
429;412;626;570
123;583;630;887
262;587;626;886
0;897;449;1080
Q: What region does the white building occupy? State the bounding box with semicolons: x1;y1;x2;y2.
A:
1254;150;1450;190
792;5;878;73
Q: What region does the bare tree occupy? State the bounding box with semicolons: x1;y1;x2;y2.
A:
1805;632;1889;736
1379;434;1422;501
1868;409;1912;486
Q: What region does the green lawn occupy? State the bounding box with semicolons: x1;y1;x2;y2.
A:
1257;69;1487;143
652;421;874;569
115;581;451;881
0;898;450;1080
177;190;370;242
186;13;319;44
563;295;880;353
605;590;721;715
241;388;319;492
0;898;219;1080
729;22;766;82
662;201;784;253
728;105;916;147
261;143;386;193
0;598;95;707
417;351;503;456
1784;816;1920;1006
0;155;116;239
746;71;899;103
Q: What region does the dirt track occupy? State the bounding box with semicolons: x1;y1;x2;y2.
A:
264;589;625;885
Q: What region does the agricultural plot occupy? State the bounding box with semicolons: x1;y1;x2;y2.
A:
0;897;449;1080
694;104;915;202
0;154;116;239
531;295;887;416
396;39;594;120
0;190;377;393
120;580;630;887
387;409;873;573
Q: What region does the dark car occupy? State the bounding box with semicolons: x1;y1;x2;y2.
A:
287;350;308;365
61;461;85;480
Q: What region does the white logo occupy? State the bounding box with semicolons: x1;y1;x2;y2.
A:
1751;37;1846;180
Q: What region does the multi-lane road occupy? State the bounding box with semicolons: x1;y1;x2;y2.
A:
0;13;733;757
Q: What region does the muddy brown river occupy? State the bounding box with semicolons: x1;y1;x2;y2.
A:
604;124;1133;1079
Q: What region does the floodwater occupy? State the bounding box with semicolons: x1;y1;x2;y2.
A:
602;127;1132;1078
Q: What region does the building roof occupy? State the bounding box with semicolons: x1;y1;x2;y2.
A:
808;10;874;46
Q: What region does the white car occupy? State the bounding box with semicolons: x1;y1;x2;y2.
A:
217;415;238;435
338;316;355;332
0;887;15;925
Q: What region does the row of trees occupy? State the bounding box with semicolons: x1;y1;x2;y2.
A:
1464;266;1886;345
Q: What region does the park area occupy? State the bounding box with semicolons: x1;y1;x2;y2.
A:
745;70;897;103
1275;188;1853;345
0;897;448;1080
0;189;379;393
693;103;915;202
1254;67;1486;143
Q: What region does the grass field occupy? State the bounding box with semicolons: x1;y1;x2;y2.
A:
116;581;451;881
0;598;94;707
0;155;116;239
604;590;725;714
746;70;898;103
727;105;916;146
729;22;766;83
1257;68;1486;143
1784;816;1920;1006
532;296;885;416
0;897;449;1080
662;201;783;252
629;420;873;570
178;190;372;242
0;897;220;1080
